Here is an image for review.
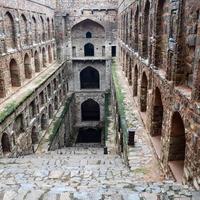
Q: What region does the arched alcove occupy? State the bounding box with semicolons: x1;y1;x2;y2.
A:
34;51;40;72
133;65;138;96
140;72;148;112
81;99;100;121
9;59;21;87
31;126;38;144
24;53;32;79
84;43;94;56
80;67;100;89
1;133;11;153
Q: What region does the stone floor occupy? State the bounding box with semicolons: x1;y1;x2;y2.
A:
0;62;199;199
0;146;198;200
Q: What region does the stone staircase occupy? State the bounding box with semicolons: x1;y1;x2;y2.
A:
0;146;198;200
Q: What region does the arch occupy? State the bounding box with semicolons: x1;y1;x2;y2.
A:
32;16;37;43
48;46;52;63
84;43;94;56
41;114;47;130
155;0;168;69
80;67;100;89
14;114;24;136
168;112;186;181
9;59;21;87
4;12;16;49
71;18;105;32
31;126;38;144
24;53;32;79
41;16;45;41
128;58;132;85
48;104;53;119
134;7;139;50
81;99;100;121
86;32;92;38
151;87;163;136
140;72;148;112
133;65;138;96
1;133;11;153
21;14;28;45
142;0;150;59
169;112;186;160
47;17;51;40
54;96;58;110
52;19;55;38
34;51;40;72
42;47;47;67
0;70;6;98
59;89;62;102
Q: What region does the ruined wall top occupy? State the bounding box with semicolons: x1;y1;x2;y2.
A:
57;0;118;11
0;0;57;11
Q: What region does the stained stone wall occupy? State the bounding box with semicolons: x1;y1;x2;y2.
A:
0;0;72;157
118;0;200;189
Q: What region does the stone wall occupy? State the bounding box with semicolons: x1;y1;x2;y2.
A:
118;0;200;189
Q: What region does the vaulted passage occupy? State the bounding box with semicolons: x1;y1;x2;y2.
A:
168;112;186;182
81;99;100;121
76;128;101;143
80;67;99;89
150;87;163;158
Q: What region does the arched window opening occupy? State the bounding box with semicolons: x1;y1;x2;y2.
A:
41;17;45;41
128;58;132;85
168;112;186;182
142;0;150;59
21;14;28;45
80;67;99;89
47;18;51;40
41;114;47;130
0;70;6;98
32;16;37;43
10;59;21;87
24;53;32;79
14;114;24;136
29;100;36;118
86;32;92;38
134;7;139;51
34;51;40;72
54;96;58;110
1;133;11;153
84;43;94;56
31;126;38;145
81;99;100;121
48;46;52;63
133;65;138;96
48;104;53;119
42;48;47;67
5;12;16;49
140;73;148;112
155;0;168;69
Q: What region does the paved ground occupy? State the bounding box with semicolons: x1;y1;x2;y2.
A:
0;146;197;200
0;62;198;199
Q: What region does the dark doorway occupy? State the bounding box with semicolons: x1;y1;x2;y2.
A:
77;128;101;143
2;133;11;153
81;99;100;121
80;67;99;89
140;72;148;112
112;46;116;57
84;43;94;56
